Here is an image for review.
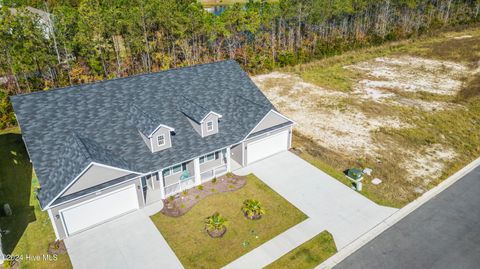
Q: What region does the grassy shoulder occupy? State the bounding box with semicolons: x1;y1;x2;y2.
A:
150;174;307;269
0;128;72;269
264;231;337;269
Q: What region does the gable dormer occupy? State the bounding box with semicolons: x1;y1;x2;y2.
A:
129;105;175;153
179;96;222;138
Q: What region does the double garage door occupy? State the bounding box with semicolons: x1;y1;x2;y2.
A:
60;185;139;236
247;130;289;164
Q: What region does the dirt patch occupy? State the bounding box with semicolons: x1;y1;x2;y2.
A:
401;144;457;184
161;174;246;217
345;56;469;111
252;72;407;156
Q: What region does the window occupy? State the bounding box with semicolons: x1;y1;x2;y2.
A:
199;152;218;164
206;121;214;132
157;135;165;146
162;163;186;177
172;164;182;174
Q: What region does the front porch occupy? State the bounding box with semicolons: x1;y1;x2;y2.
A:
153;147;237;199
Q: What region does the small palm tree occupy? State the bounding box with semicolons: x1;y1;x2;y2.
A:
242;199;266;219
205;212;228;237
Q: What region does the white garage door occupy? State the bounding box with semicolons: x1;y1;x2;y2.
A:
60;185;139;236
247;130;289;164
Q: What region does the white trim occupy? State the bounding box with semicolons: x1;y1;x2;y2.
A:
58;184;139;236
91;162;140;175
244;124;292;142
48;209;60;240
44;163;94;210
199;111;222;123
157;134;166;146
45;162;140;210
242;109;295;140
206;120;214;132
270;109;296;124
47;176;142;209
148;124;175;138
241;141;245;166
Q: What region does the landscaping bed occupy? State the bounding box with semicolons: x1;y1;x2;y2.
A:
150;174;307;269
161;173;246;217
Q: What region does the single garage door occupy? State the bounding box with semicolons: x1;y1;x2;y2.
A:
247;130;289;164
60;185;139;236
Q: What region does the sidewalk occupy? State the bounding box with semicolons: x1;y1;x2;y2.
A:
223;152;396;269
318;156;480;269
224;219;325;269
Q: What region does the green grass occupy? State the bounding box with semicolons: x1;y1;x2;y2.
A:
0;128;72;269
264;231;337;269
150;174;308;269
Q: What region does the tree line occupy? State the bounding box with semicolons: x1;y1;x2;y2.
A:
0;0;479;129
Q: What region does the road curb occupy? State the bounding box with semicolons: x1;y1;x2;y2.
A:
317;156;480;269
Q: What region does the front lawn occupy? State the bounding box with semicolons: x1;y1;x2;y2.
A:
264;231;337;269
0;128;72;269
150;174;308;269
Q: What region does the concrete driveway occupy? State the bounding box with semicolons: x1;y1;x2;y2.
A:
65;210;183;269
235;151;396;250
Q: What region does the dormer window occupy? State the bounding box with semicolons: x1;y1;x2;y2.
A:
206;121;214;132
157;135;165;146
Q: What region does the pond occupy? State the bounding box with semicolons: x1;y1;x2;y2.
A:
204;5;227;16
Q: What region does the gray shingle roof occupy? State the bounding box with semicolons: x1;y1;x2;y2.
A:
11;60;274;208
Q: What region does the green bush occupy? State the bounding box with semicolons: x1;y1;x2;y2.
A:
205;212;228;231
242;199;266;218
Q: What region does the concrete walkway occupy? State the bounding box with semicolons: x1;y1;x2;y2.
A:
224;151;396;269
65;208;183;269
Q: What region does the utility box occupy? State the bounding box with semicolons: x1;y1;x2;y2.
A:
346;168;364;191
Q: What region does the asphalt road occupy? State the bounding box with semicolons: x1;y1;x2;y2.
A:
334;164;480;269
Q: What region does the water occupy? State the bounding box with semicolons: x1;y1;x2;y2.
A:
204;5;227;16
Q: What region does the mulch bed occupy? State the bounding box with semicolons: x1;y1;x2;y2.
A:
161;174;247;217
48;240;67;255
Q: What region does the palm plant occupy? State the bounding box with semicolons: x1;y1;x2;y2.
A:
242;199;266;220
205;212;228;237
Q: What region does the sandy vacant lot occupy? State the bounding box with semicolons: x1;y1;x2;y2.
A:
252;44;479;204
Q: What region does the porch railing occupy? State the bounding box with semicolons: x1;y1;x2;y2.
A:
164;176;195;197
200;164;228;183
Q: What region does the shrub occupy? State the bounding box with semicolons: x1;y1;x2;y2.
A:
211;188;216;192
168;196;175;202
197;185;204;191
226;172;234;178
180;204;185;209
212;177;217;184
195;195;200;199
242;199;266;219
183;190;188;196
3;260;13;268
205;212;228;231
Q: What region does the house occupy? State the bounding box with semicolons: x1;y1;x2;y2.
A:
10;60;294;239
6;6;53;37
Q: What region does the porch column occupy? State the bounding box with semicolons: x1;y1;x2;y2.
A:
194;158;201;186
0;233;4;265
226;147;231;172
158;170;166;199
